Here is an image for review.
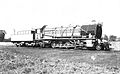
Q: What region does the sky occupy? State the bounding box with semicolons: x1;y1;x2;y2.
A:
0;0;120;38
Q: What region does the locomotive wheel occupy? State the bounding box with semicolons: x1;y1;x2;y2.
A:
15;44;19;47
104;42;110;51
104;44;110;51
96;45;101;50
51;43;56;48
39;42;44;48
64;42;71;49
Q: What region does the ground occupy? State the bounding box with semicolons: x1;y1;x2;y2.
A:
0;42;120;74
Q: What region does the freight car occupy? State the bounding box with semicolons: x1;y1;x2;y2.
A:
11;23;110;50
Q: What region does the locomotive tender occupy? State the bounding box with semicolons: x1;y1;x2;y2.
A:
11;22;110;50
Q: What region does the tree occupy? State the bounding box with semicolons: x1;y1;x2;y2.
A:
109;35;117;41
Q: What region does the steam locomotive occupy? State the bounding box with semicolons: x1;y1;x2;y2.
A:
11;22;110;50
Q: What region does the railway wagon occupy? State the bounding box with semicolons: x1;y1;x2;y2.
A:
11;23;110;50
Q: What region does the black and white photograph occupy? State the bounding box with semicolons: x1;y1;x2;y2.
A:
0;0;120;74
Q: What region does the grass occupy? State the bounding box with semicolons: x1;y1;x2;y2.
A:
0;43;120;74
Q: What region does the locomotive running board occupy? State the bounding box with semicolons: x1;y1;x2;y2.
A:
42;38;96;40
